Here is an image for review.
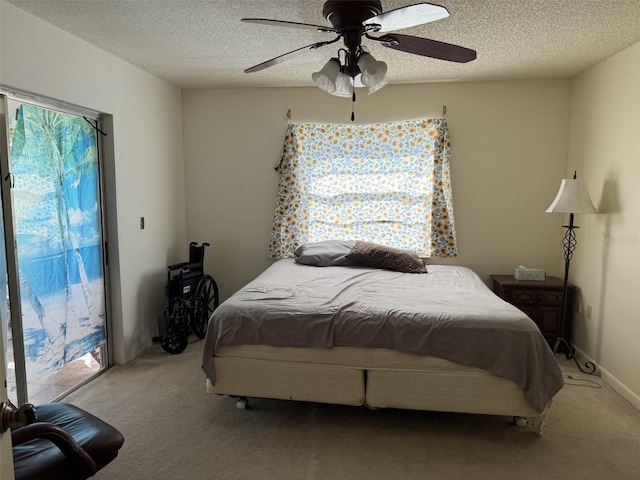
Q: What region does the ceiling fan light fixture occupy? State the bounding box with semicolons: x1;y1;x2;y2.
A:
332;72;353;97
312;58;341;93
367;75;389;94
351;74;365;88
357;52;387;87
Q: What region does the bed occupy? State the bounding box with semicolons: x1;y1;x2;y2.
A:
201;248;564;435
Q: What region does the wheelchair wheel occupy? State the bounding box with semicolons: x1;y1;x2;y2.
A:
192;274;219;339
160;302;190;354
161;335;188;354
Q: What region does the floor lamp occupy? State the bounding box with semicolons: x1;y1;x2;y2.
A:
546;171;598;374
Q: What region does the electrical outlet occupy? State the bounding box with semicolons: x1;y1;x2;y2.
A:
140;217;145;230
586;304;592;320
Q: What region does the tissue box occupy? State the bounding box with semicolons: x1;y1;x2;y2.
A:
513;266;546;281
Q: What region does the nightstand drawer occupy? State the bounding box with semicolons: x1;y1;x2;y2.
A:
508;289;563;305
491;274;574;350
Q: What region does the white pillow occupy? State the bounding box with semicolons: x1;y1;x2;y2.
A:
293;240;357;267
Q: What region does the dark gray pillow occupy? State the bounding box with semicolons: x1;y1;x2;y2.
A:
294;240;357;267
346;241;427;273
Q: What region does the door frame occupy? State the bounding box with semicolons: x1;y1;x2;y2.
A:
0;94;28;405
0;93;14;480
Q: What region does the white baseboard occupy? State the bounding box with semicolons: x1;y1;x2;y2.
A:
574;345;640;411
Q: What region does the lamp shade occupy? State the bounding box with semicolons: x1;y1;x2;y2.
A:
332;72;352;97
358;53;387;87
546;178;597;214
367;75;389;94
312;58;341;94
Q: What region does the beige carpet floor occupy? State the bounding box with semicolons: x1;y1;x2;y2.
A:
64;337;640;480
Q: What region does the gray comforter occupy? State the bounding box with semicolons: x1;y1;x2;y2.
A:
202;260;564;412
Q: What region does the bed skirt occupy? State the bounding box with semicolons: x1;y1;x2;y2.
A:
205;345;550;434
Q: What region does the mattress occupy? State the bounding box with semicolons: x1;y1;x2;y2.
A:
202;260;564;412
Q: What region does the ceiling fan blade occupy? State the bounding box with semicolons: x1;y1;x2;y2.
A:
363;3;449;33
245;39;339;73
379;34;476;63
242;18;337;34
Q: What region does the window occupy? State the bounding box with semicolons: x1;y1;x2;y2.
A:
269;118;457;258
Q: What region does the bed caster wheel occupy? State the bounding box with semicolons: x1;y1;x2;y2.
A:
513;416;528;427
236;398;249;410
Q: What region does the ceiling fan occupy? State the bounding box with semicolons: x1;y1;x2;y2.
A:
242;0;476;100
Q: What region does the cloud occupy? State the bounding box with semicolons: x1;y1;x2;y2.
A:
68;208;84;226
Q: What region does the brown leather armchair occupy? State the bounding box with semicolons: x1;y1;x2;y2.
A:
11;403;124;480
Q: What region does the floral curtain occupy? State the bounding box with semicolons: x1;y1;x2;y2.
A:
268;118;457;259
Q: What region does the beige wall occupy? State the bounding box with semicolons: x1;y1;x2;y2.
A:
183;81;572;300
566;41;640;406
0;3;188;364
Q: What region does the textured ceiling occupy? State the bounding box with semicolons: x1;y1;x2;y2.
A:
7;0;640;90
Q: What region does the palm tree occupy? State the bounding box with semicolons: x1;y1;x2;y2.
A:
10;104;104;367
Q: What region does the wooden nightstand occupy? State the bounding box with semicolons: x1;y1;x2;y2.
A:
490;274;575;349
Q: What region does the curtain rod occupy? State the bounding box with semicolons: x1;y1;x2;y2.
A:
286;107;446;120
0;85;101;120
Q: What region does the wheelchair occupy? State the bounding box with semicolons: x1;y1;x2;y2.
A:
154;242;219;354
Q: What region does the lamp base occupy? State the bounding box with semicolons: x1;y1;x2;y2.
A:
553;337;597;375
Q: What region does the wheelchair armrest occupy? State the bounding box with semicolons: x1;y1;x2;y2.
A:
167;261;189;271
182;262;203;272
12;422;97;476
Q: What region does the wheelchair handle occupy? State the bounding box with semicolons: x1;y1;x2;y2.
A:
189;241;210;248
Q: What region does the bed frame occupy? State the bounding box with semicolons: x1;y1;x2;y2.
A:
206;345;550;435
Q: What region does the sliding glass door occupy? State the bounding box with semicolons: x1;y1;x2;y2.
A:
1;94;110;405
